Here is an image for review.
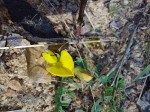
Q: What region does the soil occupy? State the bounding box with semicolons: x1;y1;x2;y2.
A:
0;0;150;112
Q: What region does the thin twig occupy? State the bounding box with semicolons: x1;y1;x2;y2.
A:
137;73;150;80
0;44;46;50
0;39;120;50
106;57;122;77
137;77;147;103
111;26;137;86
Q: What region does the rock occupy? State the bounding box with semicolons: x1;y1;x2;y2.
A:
6;33;30;47
4;0;62;42
7;79;22;91
110;20;123;30
137;99;149;112
16;93;44;106
0;1;12;34
25;47;51;83
1;33;29;76
0;62;11;84
4;49;28;76
29;66;51;83
25;47;48;69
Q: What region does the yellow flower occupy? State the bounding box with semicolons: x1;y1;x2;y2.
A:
42;50;74;77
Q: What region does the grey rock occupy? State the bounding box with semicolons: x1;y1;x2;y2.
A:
110;20;123;30
6;33;30;47
0;84;6;91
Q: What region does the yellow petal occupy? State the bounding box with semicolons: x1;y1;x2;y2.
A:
46;63;74;77
59;50;74;75
43;50;74;77
42;50;58;64
75;66;93;82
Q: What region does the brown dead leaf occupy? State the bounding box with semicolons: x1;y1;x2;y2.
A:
5;89;17;96
29;66;51;84
7;79;22;91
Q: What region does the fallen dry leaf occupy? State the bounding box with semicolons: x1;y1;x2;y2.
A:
29;66;51;83
75;66;93;82
7;79;22;91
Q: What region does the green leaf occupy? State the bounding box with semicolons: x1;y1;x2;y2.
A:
75;57;85;69
88;80;94;86
56;105;65;112
99;75;108;84
135;64;150;80
94;64;103;78
107;70;116;83
68;91;76;99
91;98;102;112
106;105;115;112
118;76;125;89
95;27;102;33
76;109;85;112
118;107;124;112
105;86;114;95
113;99;117;107
104;96;112;102
108;109;115;112
54;86;69;112
60;110;65;112
60;100;70;106
95;64;103;74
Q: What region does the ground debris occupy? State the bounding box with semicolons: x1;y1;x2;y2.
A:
0;0;149;111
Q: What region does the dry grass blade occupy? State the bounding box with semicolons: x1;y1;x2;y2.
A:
84;10;95;29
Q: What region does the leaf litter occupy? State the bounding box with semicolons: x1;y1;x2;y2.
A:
0;0;150;111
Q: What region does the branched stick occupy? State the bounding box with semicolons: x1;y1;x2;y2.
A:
111;26;137;87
